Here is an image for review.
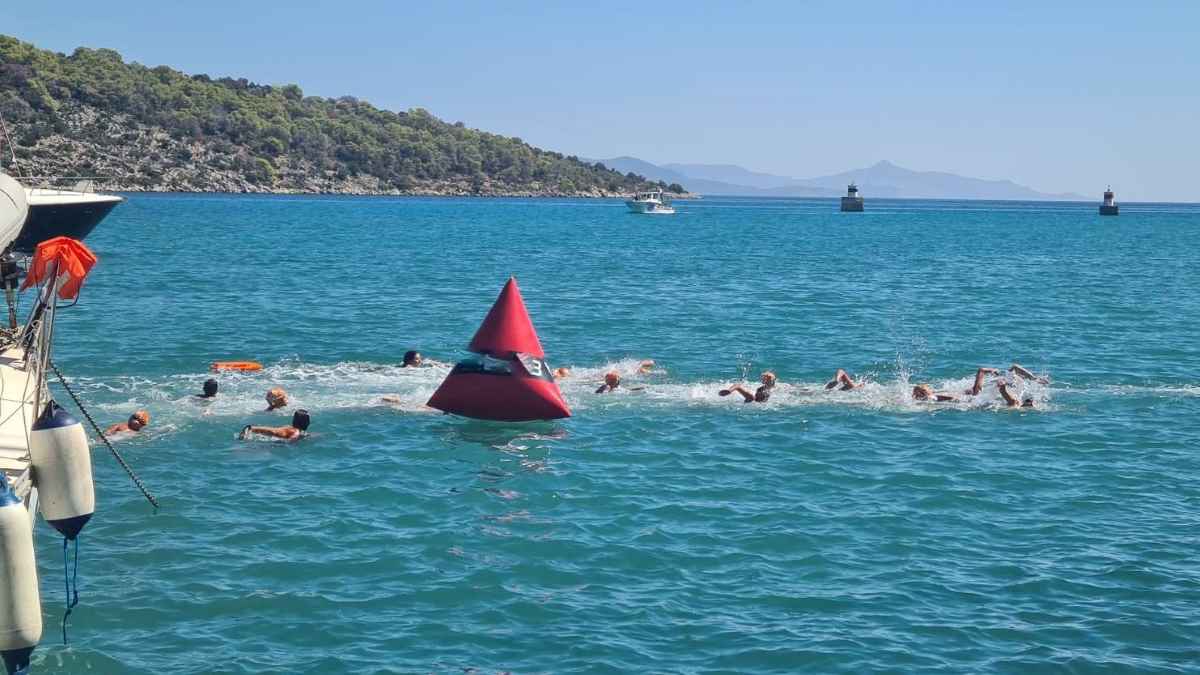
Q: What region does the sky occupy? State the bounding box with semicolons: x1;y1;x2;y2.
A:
6;1;1199;201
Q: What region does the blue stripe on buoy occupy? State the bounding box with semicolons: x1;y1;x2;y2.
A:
1;646;34;675
49;513;92;541
32;402;79;432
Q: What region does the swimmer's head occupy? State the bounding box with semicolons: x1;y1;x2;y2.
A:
604;371;620;388
912;384;934;401
128;410;150;431
403;350;422;367
202;379;218;397
266;387;288;410
292;409;311;431
639;360;656;373
1022;397;1035;408
553;367;570;379
761;371;777;387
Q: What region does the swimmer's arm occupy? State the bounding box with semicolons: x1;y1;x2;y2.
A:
246;425;292;439
996;383;1019;407
595;384;610;394
970;368;999;395
104;423;127;435
722;385;755;402
1009;364;1049;384
934;393;958;402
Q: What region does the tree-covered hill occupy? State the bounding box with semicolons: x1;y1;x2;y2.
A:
0;35;684;196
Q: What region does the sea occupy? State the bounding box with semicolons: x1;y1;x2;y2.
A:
25;194;1200;673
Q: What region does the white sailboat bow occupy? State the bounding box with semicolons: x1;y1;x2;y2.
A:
0;172;106;675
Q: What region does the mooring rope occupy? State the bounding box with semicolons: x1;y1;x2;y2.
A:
47;359;159;510
61;537;80;645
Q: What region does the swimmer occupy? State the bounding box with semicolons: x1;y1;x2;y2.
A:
196;378;218;399
1009;363;1049;384
824;369;863;391
961;364;1047;396
997;382;1035;408
720;371;776;403
595;371;645;394
553;367;570;379
595;371;621;394
401;350;448;368
638;360;656;374
240;409;311;442
265;387;288;411
967;367;1001;395
106;410;150;435
911;384;958;402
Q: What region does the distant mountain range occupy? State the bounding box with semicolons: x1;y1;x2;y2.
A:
592;157;1088;201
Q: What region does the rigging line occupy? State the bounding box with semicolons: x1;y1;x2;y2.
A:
0;111;20;176
48;359;159;510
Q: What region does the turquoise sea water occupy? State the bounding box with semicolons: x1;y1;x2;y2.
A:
25;195;1200;673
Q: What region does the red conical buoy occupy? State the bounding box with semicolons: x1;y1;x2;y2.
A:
427;277;570;421
467;277;544;357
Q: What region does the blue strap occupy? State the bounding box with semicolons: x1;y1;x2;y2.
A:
61;537;80;645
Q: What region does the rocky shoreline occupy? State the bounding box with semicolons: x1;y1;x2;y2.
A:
83;183;702;199
6;103;698;199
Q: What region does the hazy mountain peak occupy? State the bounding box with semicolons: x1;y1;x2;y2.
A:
593;156;1085;200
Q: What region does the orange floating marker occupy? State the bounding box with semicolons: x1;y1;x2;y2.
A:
428;277;571;422
210;361;264;372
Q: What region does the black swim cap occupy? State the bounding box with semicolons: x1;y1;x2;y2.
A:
292;409;311;431
203;379;218;396
403;350;420;365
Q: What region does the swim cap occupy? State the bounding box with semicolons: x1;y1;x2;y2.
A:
292;409;311;431
266;387;288;407
403;350;420;366
604;371;620;387
130;410;150;426
203;379;218;396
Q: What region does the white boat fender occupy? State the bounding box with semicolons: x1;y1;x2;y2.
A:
30;401;95;645
0;478;41;675
30;401;94;540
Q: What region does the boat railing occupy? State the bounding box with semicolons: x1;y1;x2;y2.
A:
18;176;110;195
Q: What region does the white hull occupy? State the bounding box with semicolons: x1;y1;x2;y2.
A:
625;200;675;214
0;347;42;524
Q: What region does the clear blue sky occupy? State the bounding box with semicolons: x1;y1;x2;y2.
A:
7;1;1198;200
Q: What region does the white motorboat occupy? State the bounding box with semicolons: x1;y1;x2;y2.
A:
14;180;123;253
625;189;676;214
1;126;121;253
